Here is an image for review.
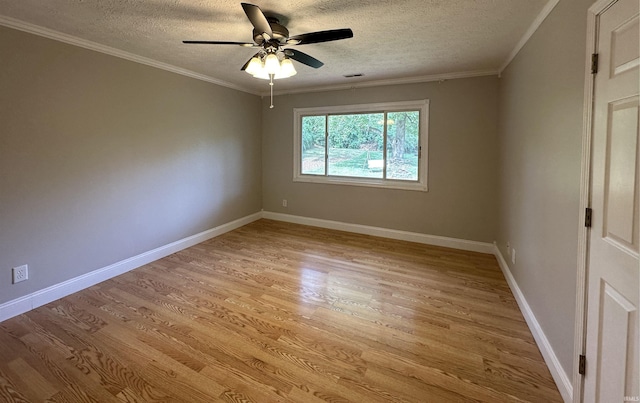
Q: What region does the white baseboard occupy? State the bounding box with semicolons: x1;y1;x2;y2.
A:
0;212;262;323
262;211;495;254
493;245;573;403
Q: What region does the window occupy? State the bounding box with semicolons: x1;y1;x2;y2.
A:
293;100;429;191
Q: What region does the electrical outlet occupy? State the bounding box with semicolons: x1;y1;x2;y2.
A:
282;199;288;207
12;264;28;284
511;248;516;265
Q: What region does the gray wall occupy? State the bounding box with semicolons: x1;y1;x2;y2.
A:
262;76;500;243
496;0;591;379
0;26;262;304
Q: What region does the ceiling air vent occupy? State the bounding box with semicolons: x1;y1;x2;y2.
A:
343;73;364;78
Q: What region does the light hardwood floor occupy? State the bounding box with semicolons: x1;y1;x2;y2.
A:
0;219;562;402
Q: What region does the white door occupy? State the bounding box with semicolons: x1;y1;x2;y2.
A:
584;0;639;402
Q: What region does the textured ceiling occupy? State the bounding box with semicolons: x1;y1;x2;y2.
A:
0;0;550;94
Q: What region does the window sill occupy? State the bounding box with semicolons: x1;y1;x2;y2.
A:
293;175;428;192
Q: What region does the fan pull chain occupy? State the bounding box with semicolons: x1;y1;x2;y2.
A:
269;75;274;109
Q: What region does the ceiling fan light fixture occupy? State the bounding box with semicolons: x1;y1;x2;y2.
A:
264;53;280;75
245;56;263;75
277;58;297;78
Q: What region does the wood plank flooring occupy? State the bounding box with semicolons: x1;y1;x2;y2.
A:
0;219;563;402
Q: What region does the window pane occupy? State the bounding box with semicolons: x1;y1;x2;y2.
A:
386;111;419;181
301;115;326;175
327;113;384;178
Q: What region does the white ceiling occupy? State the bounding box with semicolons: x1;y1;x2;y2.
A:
0;0;552;95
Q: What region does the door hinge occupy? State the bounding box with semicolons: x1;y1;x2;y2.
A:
585;208;593;228
579;354;586;375
591;53;599;74
419;146;422;158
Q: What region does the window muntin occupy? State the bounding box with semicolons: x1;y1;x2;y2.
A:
294;100;428;191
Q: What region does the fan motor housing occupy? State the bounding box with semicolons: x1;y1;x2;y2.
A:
253;18;289;45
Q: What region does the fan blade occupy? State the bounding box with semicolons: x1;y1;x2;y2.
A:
285;49;324;68
241;3;273;39
183;40;256;47
287;29;353;45
241;53;260;71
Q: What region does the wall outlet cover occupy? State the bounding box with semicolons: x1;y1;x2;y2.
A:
12;264;28;284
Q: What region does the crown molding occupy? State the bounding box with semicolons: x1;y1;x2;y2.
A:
265;69;499;97
0;15;262;96
499;0;560;74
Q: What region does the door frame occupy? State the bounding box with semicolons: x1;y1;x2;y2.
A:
573;0;622;401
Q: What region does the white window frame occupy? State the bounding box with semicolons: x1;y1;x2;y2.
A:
293;99;429;191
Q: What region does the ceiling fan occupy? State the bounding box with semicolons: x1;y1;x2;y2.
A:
183;3;353;106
